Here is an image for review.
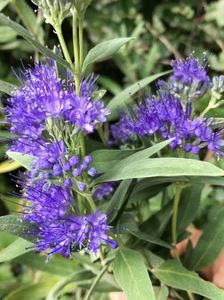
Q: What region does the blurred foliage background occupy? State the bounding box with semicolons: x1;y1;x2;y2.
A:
0;0;224;299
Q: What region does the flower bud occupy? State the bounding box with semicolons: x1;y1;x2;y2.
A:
32;0;72;26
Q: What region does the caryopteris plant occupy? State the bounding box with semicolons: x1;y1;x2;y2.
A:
1;1;224;300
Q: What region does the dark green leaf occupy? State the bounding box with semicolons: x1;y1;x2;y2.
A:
82;37;132;71
113;248;156;300
154;260;224;300
186;208;224;270
107;71;171;120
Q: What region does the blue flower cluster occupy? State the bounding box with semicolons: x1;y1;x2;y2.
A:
24;184;117;257
7;62;109;155
111;56;224;157
6;61;117;257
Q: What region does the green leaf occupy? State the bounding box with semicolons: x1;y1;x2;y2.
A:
6;151;35;170
11;0;44;42
0;25;17;43
154;260;224;300
4;278;60;300
106;180;132;221
113;248;156;300
153;286;169;300
186;208;224;270
92;149;136;173
107;71;171;120
46;271;95;300
129;230;172;249
93;140;172;185
82;37;132;71
94;158;224;184
0;0;9;11
0;13;70;69
0;238;32;262
177;184;202;235
0;79;16;95
0;215;36;243
99;76;122;95
16;252;79;276
0;160;21;173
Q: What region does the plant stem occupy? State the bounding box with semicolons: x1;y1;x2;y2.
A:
78;16;84;71
72;10;81;95
84;264;108;300
54;24;73;66
85;194;97;211
172;183;182;246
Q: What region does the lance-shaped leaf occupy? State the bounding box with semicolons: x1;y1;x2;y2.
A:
113;248;156;300
94;158;224;184
108;71;170;120
154;260;224;300
82;37;132;71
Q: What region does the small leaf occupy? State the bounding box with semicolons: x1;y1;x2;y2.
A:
0;238;32;262
0;160;21;173
107;71;171;120
6;151;35;170
82;37;132;71
0;215;36;243
0;79;16;95
186;208;224;270
0;13;70;69
154;260;224;300
113;248;156;300
94;158;224;184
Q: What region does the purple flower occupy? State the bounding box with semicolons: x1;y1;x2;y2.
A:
170;56;210;98
6;62;70;146
111;113;135;143
170;57;210;86
23;182;117;257
112;92;224;157
93;182;115;200
87;210;118;253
